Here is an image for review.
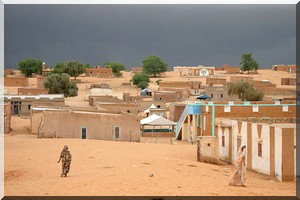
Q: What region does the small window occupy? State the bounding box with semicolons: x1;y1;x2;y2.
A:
157;105;161;108
258;143;262;157
211;94;213;98
127;110;130;113
221;94;223;98
159;98;162;100
222;135;225;147
28;105;31;110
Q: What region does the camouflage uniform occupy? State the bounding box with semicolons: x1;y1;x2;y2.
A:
58;145;72;177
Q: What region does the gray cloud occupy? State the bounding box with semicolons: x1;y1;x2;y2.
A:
4;4;296;69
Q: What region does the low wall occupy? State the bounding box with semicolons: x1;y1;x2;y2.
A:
18;87;48;95
197;136;224;164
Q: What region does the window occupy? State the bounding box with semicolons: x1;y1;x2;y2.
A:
114;126;120;140
211;94;213;98
157;105;161;108
81;127;87;139
127;110;130;113
28;105;31;110
258;143;262;157
221;94;223;98
222;135;225;147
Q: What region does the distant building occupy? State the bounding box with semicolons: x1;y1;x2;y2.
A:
173;66;215;77
216;64;240;74
131;67;143;74
31;106;140;142
3;94;65;116
86;66;113;78
272;64;296;73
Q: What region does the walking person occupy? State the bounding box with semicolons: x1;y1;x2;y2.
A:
229;145;247;187
57;145;72;177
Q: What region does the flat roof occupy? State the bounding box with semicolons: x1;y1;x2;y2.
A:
3;94;64;100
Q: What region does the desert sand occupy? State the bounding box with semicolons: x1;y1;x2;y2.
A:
4;69;296;196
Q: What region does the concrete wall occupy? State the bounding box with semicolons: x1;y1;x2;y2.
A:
137;100;167;112
31;109;140;142
197;136;221;164
18;87;48;95
4;77;28;87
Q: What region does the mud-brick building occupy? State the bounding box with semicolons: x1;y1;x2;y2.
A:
174;66;215;77
131;67;142;74
18;87;48;95
3;94;65;115
206;78;227;86
96;102;139;115
159;81;202;96
281;78;296;86
4;77;29;87
272;64;296;73
31;107;140;142
86;66;113;78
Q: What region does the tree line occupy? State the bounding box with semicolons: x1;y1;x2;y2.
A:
16;53;261;98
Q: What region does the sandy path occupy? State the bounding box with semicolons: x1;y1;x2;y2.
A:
4;133;295;196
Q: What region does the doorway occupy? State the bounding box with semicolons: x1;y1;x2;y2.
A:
81;126;87;139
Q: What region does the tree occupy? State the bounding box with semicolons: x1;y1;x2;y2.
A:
240;54;259;74
52;62;66;74
132;73;150;87
18;58;43;77
227;81;264;101
104;62;126;77
63;61;85;80
137;81;149;89
43;73;78;97
142;55;168;77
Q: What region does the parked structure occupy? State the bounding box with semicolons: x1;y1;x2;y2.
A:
86;66;113;78
31;106;140;142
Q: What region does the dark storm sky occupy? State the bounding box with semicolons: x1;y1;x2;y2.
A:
4;4;296;69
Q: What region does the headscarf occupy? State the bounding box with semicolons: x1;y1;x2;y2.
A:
237;144;246;157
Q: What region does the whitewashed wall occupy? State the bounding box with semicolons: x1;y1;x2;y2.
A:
251;124;271;175
274;127;283;181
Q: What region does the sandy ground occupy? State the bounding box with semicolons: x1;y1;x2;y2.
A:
4;69;296;196
4;117;296;196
